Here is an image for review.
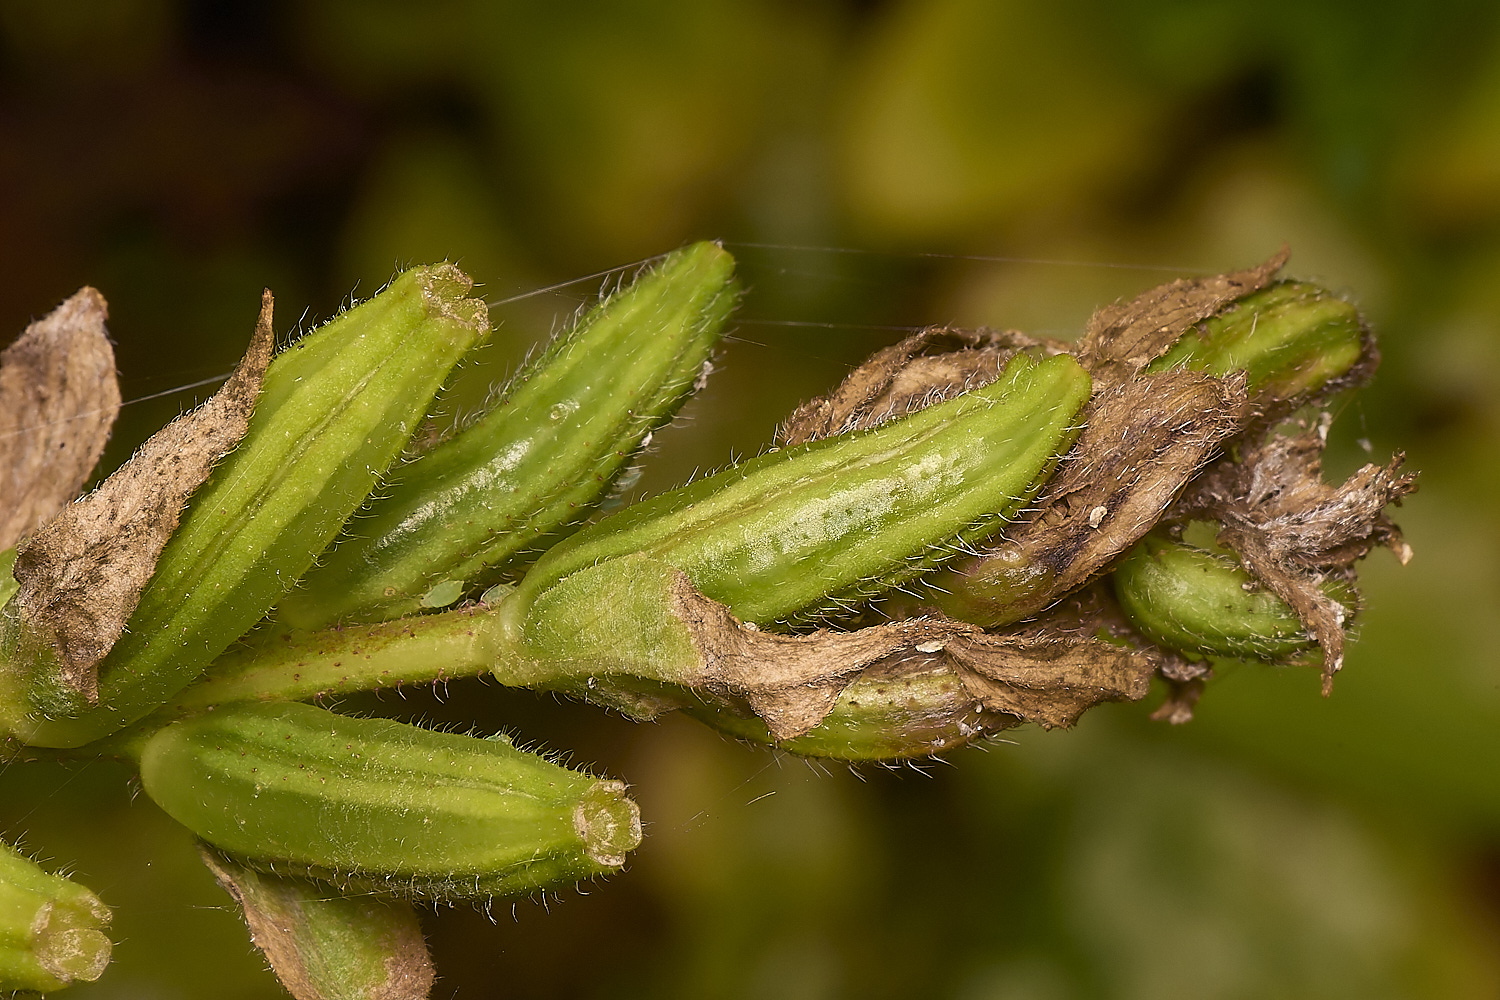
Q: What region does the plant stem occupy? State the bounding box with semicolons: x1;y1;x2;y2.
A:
161;606;503;717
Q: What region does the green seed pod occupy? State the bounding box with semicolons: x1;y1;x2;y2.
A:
682;664;1001;760
138;702;641;899
0;840;111;993
1111;528;1355;663
508;351;1091;632
18;267;488;749
1147;281;1370;405
284;241;739;629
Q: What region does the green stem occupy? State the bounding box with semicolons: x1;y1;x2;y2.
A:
160;607;504;718
150;594;1026;762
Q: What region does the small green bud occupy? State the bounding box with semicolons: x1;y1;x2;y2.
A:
18;266;488;748
284;241;738;629
138;702;641;899
1148;281;1370;406
1111;528;1355;663
508;351;1091;633
0;840;111;993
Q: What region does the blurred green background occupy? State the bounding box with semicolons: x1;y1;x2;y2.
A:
3;1;1499;997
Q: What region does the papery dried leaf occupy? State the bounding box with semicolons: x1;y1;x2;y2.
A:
670;570;977;738
1077;248;1289;379
201;847;433;1000
778;327;1068;445
11;292;275;702
929;369;1252;626
669;571;1156;741
1178;427;1416;568
0;288;120;551
946;631;1157;729
1171;424;1417;692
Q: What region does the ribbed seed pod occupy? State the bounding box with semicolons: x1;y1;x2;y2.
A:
138;702;641;899
0;840;111;993
508;352;1091;631
284;241;739;629
20;266;488;749
1111;529;1355;663
1147;280;1370;405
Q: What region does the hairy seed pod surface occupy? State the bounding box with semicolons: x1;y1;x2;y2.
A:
1148;281;1369;404
1112;529;1354;663
511;351;1091;629
286;241;739;629
21;267;488;748
138;702;642;899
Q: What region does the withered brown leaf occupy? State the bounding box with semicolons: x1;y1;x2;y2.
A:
1171;423;1417;693
934;369;1253;625
779;326;1069;446
10;292;276;703
0;288;120;551
671;571;1156;741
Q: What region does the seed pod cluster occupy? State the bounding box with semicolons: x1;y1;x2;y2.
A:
147;250;1412;760
0;247;1415;998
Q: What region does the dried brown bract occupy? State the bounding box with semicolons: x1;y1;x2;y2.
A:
779;326;1068;446
0;288;120;550
671;571;1157;741
1169;422;1417;692
10;292;275;703
932;369;1254;626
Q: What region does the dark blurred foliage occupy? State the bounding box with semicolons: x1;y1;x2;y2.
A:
3;1;1500;997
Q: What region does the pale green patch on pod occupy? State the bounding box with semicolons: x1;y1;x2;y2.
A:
18;266;488;749
507;351;1092;634
1112;528;1354;663
1148;281;1370;403
138;702;642;900
283;241;739;630
0;840;111;993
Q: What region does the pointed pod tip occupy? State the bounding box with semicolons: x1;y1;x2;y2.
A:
662;240;737;282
